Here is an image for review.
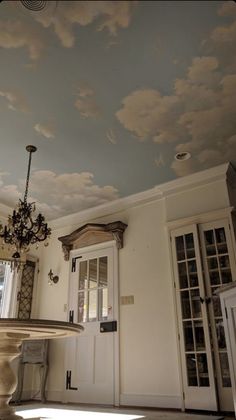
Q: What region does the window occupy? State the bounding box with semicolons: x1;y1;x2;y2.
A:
78;256;108;323
0;261;15;317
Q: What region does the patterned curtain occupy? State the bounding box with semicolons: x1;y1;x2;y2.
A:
17;260;36;319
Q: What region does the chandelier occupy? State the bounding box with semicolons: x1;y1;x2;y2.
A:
0;145;51;262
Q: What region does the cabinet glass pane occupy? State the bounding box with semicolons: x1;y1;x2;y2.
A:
183;321;194;351
189;273;198;288
88;290;97;321
217;243;228;254
188;260;197;275
185;233;195;259
204;230;214;245
78;291;88;323
219;255;230;269
194;321;205;350
212;294;222;317
89;259;97;288
216;319;226;349
219;353;231;387
191;289;202;318
176;236;185;261
186;354;198;386
99;256;108;287
178;262;188;289
209;271;220;286
221;270;232;284
208;257;218;270
197;354;209;387
79;261;88;290
181;291;191;319
215;228;226;244
206;244;217;256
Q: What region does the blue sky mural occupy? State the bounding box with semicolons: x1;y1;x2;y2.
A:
0;0;236;220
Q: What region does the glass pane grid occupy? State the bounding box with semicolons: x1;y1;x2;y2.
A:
176;233;210;388
204;227;232;388
77;256;109;323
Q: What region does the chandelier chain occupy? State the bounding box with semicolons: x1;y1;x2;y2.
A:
24;150;32;203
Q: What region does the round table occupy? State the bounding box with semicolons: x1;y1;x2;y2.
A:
0;319;83;420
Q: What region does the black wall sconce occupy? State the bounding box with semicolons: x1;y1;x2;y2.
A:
48;269;59;285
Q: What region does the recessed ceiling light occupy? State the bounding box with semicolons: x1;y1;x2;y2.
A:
174;152;191;161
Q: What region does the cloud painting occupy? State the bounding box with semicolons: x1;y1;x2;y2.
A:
0;0;236;219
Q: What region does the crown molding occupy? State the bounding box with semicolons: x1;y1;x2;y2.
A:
158;162;231;197
50;162;232;230
50;185;163;230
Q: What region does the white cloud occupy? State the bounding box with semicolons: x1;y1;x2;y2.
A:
187;56;220;86
0;20;44;61
0;170;119;220
0;184;21;206
34;1;137;48
116;40;236;177
77;83;95;98
0;89;30;113
75;83;101;118
75;97;101;119
34;121;56;139
218;1;236;17
106;129;117;144
116;89;181;143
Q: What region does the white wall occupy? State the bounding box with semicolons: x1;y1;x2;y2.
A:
164;179;230;222
29;164;235;408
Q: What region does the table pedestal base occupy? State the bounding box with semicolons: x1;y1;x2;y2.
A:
0;335;27;420
0;319;82;420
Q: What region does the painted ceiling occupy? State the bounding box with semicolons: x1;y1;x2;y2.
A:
0;0;236;221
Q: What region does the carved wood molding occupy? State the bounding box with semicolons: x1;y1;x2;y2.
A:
58;221;127;261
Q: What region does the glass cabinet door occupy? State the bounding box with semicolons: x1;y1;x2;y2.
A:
199;220;236;412
171;224;218;411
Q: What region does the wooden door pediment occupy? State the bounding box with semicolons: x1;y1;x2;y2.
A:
58;221;127;261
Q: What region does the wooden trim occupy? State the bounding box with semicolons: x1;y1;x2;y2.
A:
58;221;127;261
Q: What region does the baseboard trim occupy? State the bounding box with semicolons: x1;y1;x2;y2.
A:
120;393;182;409
44;390;63;402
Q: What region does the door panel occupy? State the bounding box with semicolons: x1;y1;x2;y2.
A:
171;224;218;411
172;220;236;412
64;245;116;405
199;220;235;411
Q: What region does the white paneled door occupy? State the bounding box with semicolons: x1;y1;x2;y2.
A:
64;243;118;405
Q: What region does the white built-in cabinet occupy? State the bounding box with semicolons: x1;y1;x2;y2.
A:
218;282;236;417
170;213;236;412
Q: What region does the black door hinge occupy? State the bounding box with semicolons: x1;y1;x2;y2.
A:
72;258;76;272
225;306;228;319
69;310;74;323
66;370;78;390
71;256;82;272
